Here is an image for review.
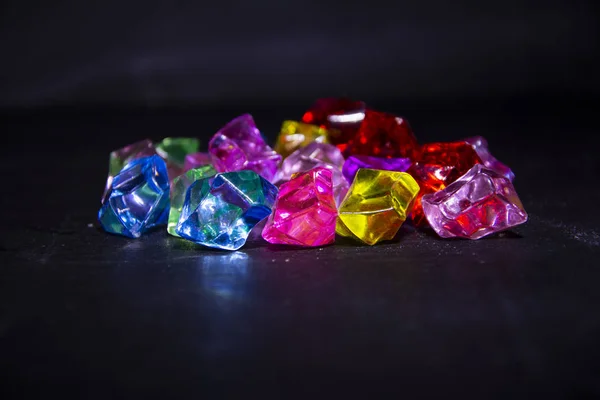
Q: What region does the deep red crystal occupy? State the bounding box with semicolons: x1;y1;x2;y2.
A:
409;141;482;226
301;97;366;153
347;110;420;160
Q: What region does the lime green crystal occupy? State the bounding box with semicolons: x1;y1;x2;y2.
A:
167;165;217;236
156;137;200;166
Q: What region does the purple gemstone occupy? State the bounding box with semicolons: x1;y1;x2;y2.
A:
274;142;348;205
208;114;281;182
342;155;412;183
422;164;527;239
184;152;212;172
464;136;515;181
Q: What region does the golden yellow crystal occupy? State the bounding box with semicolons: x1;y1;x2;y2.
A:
274;120;329;159
336;169;420;245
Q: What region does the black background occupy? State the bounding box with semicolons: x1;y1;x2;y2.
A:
1;1;600;398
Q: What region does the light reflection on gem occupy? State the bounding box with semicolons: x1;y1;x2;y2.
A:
328;112;365;123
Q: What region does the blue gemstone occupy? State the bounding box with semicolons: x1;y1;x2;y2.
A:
176;170;278;250
98;155;170;238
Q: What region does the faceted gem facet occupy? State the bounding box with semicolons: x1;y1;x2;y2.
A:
156;137;200;180
208;114;282;182
274;142;348;205
274;120;329;159
342;155;412;184
184;152;213;172
262;167;337;247
103;139;157;203
347;110;420;160
98;155;170;238
465;136;515;181
167;165;217;237
422;164;527;239
301;97;366;153
176;170;278;251
409;141;482;226
336;169;420;245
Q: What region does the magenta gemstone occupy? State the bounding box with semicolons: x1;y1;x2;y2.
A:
464;136;515;181
422;164;527;239
262;167;337;247
274;142;348;205
342;155;412;183
208;114;282;182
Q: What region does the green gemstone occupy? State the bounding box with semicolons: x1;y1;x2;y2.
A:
156;137;200;166
167;165;217;236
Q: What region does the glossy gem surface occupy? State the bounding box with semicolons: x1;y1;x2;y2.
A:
275;142;348;205
342;155;412;184
167;165;217;237
336;169;420;245
184;152;212;172
98;155;170;238
409;141;482;226
209;114;282;182
103;139;157;203
156;137;200;180
422;164;527;239
347;110;420;160
176;170;278;250
465;136;515;181
262;167;337;247
274;120;329;159
301;97;366;153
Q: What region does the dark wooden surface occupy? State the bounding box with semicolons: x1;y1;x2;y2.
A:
1;101;599;398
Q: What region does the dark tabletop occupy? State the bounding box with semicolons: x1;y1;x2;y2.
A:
1;99;599;398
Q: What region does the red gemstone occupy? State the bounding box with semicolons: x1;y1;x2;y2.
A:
347;110;420;159
409;141;482;226
301;98;366;152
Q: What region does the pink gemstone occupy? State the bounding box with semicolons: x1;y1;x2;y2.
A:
342;155;412;183
208;114;282;182
422;164;527;239
274;142;348;205
262;167;337;247
184;152;212;172
464;136;515;181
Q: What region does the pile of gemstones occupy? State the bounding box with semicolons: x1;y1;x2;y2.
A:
98;98;527;251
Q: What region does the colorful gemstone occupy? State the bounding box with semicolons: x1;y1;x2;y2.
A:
184;152;213;172
342;155;412;184
176;170;278;250
409;141;482;226
156;137;200;180
347;110;420;160
274;120;329;159
301;97;366;153
274;142;348;205
464;136;515;181
262;167;337;247
167;165;217;237
102;139;156;203
98;155;170;238
208;114;281;182
422;164;527;239
336;169;420;245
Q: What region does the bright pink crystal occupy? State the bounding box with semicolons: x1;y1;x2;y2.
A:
422;164;527;239
184;152;212;172
208;114;281;182
262;167;337;247
464;136;515;181
274;142;348;205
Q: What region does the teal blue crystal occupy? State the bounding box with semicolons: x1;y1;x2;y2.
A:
98;155;170;238
176;170;278;250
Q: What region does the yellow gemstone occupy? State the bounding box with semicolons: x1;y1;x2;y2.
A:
336;168;420;245
274;120;329;159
